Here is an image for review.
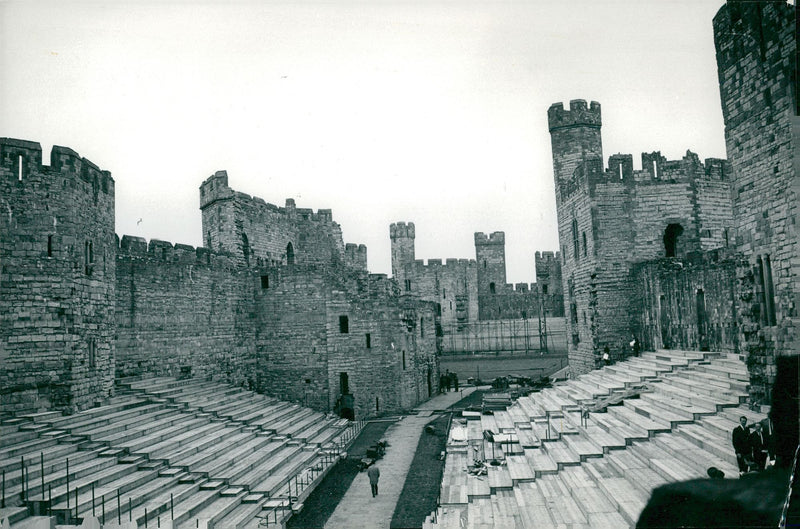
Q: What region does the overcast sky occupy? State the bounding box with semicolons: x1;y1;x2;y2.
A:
2;0;730;282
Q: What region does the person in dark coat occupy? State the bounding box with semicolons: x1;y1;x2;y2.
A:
749;422;768;470
452;372;459;392
762;415;776;463
367;465;380;497
731;416;751;475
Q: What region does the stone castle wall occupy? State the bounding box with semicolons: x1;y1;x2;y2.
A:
714;0;797;403
0;139;116;414
255;264;439;418
200;171;350;268
115;236;256;385
548;101;736;373
632;252;746;354
389;223;562;334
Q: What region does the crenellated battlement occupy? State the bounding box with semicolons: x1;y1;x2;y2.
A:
1;138;114;195
535;250;560;262
117;234;239;269
582;150;732;186
547;100;602;131
474;231;505;246
200;170;337;223
390;221;415;239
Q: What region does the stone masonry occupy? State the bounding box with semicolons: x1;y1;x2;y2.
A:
713;0;797;403
0;139;116;413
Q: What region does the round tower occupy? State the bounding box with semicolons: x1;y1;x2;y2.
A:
547;99;603;206
390;222;415;288
0;138;116;414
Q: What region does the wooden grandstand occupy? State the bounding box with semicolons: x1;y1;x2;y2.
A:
424;349;766;528
0;377;363;529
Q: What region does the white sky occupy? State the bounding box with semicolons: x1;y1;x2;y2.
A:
1;0;728;283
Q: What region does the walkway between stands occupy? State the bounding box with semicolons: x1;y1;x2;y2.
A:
324;387;477;529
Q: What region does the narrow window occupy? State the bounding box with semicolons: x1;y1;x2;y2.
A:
420;317;424;337
260;275;269;289
618;164;623;180
340;372;349;394
582;232;587;257
652;160;659;179
376;397;380;412
402;350;406;370
696;288;707;343
764;255;777;326
88;339;96;369
443;288;446;299
286;242;294;265
483;260;487;269
572;219;579;260
404;279;411;291
84;241;94;276
339;315;349;333
365;333;371;348
542;285;548;295
18;155;23;181
47;235;53;257
489;282;496;294
723;228;729;247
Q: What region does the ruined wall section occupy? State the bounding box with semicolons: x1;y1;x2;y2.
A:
714;0;797;402
0;139;116;413
632;253;743;354
254;264;439;418
200;171;349;268
115;236;255;384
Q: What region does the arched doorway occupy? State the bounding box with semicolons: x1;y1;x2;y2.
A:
286;242;295;265
663;224;683;257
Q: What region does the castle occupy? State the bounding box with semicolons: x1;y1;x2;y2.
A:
549;0;796;404
389;222;563;331
1;156;440;419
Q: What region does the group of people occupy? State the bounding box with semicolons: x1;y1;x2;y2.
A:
439;370;459;392
601;337;641;367
732;415;776;476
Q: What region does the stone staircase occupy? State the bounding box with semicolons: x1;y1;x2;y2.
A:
0;377;363;529
423;349;765;529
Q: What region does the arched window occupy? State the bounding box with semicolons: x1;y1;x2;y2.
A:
663;224;684;257
489;282;496;294
286;242;295;265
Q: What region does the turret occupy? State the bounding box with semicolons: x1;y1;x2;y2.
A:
390;222;415;287
474;232;507;318
548;100;603;205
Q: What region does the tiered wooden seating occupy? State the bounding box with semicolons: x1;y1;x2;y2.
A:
2;376;359;529
428;349;767;528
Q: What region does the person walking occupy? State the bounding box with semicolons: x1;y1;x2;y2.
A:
749;423;768;470
732;416;751;476
367;465;380;497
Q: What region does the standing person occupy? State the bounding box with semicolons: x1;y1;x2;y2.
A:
631;336;640;357
732;416;751;476
439;374;446;393
444;370;451;392
367;465;380;497
762;415;776;464
749;423;768;470
452;372;459;392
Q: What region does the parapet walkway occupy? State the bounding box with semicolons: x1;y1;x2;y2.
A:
324;387;477;529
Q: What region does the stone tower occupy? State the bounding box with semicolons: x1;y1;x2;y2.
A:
474;232;507;320
0;138;116;413
548;100;605;372
390;222;415;291
713;0;797;402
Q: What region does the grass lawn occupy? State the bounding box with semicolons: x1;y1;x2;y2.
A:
390;413;451;529
287;420;393;529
